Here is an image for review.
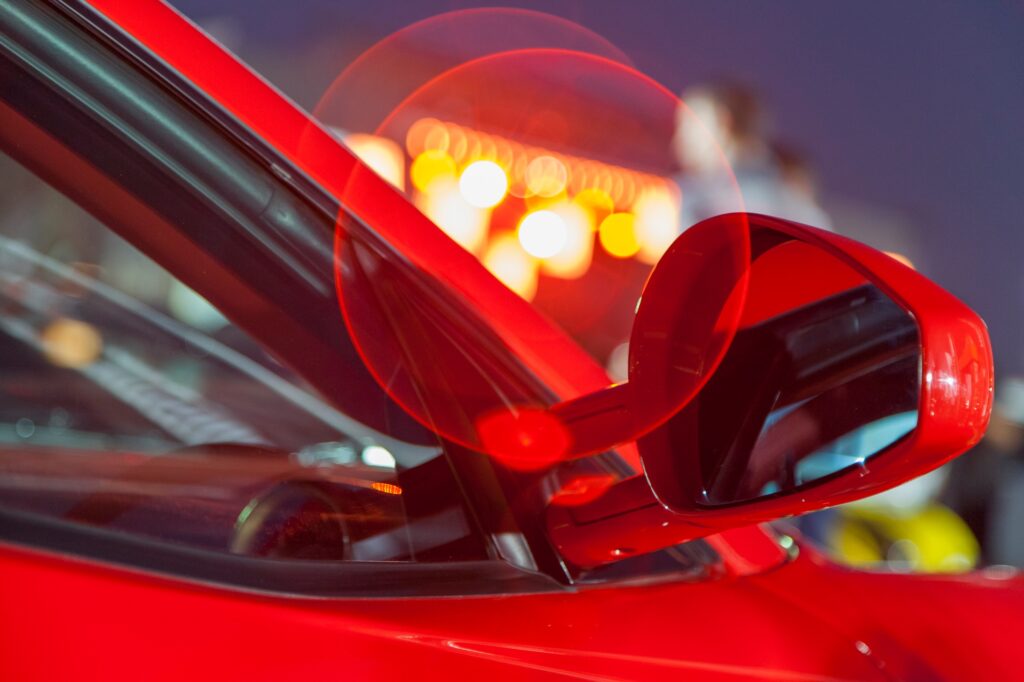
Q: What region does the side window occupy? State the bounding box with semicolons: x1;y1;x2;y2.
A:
0;151;489;565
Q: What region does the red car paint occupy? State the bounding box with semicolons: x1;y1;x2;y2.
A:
3;536;1022;680
0;2;1021;680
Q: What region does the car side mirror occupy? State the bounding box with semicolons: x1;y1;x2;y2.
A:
549;213;992;567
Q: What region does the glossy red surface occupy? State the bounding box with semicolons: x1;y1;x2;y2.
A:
4;538;1024;680
0;2;1018;679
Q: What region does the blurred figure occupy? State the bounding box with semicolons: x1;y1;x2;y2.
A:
770;141;832;228
672;82;830;229
946;376;1024;566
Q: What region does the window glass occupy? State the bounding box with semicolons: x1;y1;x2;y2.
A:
0;152;489;563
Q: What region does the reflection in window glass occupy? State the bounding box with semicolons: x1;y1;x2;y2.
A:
0;153;488;564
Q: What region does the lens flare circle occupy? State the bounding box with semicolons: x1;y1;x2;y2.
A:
312;11;746;462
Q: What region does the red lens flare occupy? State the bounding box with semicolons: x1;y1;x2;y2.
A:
306;10;744;467
475;406;571;471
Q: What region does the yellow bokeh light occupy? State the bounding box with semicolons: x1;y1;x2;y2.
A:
599;212;640;258
573;187;615;223
526;155;568;197
483;233;538;300
344;133;406;191
459;160;508;209
518;210;569;259
41;317;103;369
410;150;457;193
541;203;593;279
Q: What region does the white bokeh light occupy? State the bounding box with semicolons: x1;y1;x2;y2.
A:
518;210;568;259
459;160;508;208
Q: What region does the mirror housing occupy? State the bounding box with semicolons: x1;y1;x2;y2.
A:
548;213;992;568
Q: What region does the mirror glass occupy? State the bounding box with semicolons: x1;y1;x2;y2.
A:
687;238;920;505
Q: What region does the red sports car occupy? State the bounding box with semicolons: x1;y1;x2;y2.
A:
0;1;1019;680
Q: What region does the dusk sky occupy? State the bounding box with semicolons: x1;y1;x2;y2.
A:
175;0;1024;376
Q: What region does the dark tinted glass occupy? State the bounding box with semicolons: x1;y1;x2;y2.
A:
0;151;489;564
691;242;920;505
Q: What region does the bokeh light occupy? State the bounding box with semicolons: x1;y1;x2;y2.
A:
316;22;742;460
634;188;681;264
483;233;539;300
573;187;615;220
459;160;508;208
599;212;640;258
415;178;488;253
410;149;457;192
540;202;593;278
518;210;568;259
343;133;406;190
526;155;569;198
40;318;103;369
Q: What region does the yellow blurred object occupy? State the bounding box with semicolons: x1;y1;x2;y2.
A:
599;212;640;258
40;318;103;369
573;188;615;223
410;150;457;192
831;503;979;573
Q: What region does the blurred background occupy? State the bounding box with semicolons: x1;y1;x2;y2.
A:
159;0;1024;571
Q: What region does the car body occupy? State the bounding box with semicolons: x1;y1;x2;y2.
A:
0;2;1021;680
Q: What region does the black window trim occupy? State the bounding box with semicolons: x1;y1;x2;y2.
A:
0;506;563;598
